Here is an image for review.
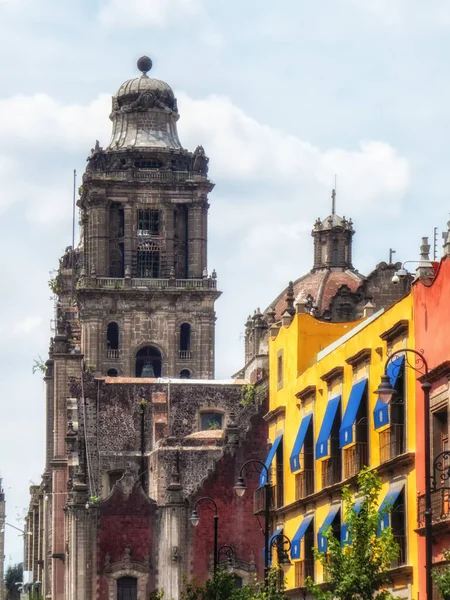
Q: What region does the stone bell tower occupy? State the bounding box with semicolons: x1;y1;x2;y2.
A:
76;56;221;379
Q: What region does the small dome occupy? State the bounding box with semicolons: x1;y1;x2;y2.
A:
108;56;181;150
116;75;175;102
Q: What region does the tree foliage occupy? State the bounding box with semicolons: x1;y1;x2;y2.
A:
5;563;23;600
432;548;450;599
307;468;399;600
151;567;286;600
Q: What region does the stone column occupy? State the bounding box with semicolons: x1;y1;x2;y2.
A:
187;204;203;278
157;473;187;600
164;204;175;277
89;202;108;276
123;204;134;276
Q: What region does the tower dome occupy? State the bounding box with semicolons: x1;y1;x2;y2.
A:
108;56;182;151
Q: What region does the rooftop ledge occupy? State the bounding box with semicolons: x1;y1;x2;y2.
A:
101;376;248;386
77;277;218;291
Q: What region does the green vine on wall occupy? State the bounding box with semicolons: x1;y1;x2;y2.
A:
240;383;256;407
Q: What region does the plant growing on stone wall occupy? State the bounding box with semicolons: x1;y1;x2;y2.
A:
89;495;99;505
307;468;399;600
86;364;96;374
138;399;148;410
32;355;46;375
240;384;256;407
48;270;62;295
432;548;450;599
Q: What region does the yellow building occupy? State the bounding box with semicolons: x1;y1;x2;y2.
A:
264;295;417;598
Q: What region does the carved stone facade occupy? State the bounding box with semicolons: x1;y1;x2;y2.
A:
25;59;269;600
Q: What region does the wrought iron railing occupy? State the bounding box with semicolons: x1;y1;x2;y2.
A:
321;456;341;488
295;559;314;587
106;349;120;359
418;488;450;527
253;485;275;514
391;534;407;567
179;350;192;360
343;442;368;479
295;469;314;500
379;424;405;463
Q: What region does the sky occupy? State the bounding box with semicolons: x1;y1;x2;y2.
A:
1;0;450;567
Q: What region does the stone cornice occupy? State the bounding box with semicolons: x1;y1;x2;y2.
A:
320;366;344;385
295;385;316;401
345;348;371;368
263;405;286;423
380;320;409;343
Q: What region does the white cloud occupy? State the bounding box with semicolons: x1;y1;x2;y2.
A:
98;0;203;28
177;93;410;218
0;93;110;151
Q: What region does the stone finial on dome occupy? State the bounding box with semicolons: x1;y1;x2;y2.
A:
285;281;296;316
137;55;153;77
266;306;276;326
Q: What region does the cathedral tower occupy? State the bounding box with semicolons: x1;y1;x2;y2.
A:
76;57;220;379
311;189;355;271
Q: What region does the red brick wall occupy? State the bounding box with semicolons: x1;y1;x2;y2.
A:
97;484;157;598
190;410;268;583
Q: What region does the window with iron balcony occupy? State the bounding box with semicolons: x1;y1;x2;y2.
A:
294;533;315;587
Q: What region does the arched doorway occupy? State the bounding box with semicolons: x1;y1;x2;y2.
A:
135;346;162;378
117;576;137;600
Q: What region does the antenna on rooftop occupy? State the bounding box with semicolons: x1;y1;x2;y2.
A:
389;248;396;264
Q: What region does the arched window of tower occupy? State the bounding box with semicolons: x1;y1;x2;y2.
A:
179;323;191;359
332;238;339;264
136;346;162;378
107;368;118;377
136;241;160;278
107;322;119;351
180;369;191;379
117;576;137;600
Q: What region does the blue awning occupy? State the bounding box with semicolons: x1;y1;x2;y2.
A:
316;396;341;460
340;379;368;448
260;435;283;486
317;504;340;552
291;514;314;559
341;497;363;546
378;482;404;533
373;356;405;430
290;414;313;473
264;528;283;564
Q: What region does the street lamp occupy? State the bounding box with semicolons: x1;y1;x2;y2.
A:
268;533;292;568
190;497;219;573
374;349;432;600
0;522;32;536
234;459;271;582
218;545;236;573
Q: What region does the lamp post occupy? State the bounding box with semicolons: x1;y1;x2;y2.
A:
268;533;292;568
374;349;432;600
190;497;219;573
218;545;236;573
234;459;271;582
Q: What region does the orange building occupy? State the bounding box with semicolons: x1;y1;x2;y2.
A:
413;241;450;595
